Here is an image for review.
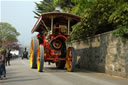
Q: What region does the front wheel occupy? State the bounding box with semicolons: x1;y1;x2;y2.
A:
37;45;44;72
66;47;77;72
30;38;39;69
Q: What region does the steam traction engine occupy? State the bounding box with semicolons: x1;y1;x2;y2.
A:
30;11;81;72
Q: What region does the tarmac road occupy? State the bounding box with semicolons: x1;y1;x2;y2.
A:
0;58;128;85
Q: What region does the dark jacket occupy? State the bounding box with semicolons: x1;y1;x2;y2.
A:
0;54;5;64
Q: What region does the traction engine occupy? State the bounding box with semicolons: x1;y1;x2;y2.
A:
30;11;81;72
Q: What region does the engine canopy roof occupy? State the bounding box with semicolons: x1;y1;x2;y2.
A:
32;11;81;33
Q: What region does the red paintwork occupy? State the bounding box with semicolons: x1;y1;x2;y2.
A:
32;11;81;63
37;30;68;62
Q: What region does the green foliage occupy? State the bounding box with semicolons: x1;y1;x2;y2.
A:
109;2;128;38
33;0;55;18
70;0;115;40
113;22;128;38
70;0;128;40
71;0;95;16
54;0;75;12
0;22;20;47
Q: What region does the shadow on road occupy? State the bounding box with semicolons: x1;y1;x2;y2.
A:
43;66;67;73
0;75;40;83
43;65;96;73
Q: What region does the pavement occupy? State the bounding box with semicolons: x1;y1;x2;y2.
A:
0;58;128;85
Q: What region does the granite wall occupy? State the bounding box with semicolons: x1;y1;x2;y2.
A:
70;31;128;78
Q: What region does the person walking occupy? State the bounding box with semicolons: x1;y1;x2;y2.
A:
0;49;6;79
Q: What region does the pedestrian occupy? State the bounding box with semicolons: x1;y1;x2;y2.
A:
6;49;11;66
22;48;28;60
0;49;6;79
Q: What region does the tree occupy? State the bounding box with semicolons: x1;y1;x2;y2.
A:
33;0;55;18
54;0;75;12
33;0;128;40
0;22;20;49
70;0;128;40
108;1;128;38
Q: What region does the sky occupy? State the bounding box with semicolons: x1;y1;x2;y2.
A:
0;0;40;47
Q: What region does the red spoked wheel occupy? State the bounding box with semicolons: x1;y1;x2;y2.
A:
66;47;77;72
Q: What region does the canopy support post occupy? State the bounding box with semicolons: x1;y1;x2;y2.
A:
68;18;70;35
51;17;53;34
41;20;49;32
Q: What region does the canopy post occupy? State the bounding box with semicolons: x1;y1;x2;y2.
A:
68;18;70;35
51;16;53;34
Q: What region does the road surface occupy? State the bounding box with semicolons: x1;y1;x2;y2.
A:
0;58;128;85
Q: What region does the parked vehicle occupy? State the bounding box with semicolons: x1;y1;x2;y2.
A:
30;11;81;72
22;48;28;60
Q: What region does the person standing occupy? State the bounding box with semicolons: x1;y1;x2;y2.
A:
6;49;11;66
0;49;6;79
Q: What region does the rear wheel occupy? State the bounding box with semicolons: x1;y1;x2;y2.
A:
37;45;44;72
30;38;39;69
66;47;77;72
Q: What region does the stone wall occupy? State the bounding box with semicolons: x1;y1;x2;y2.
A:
70;31;128;78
